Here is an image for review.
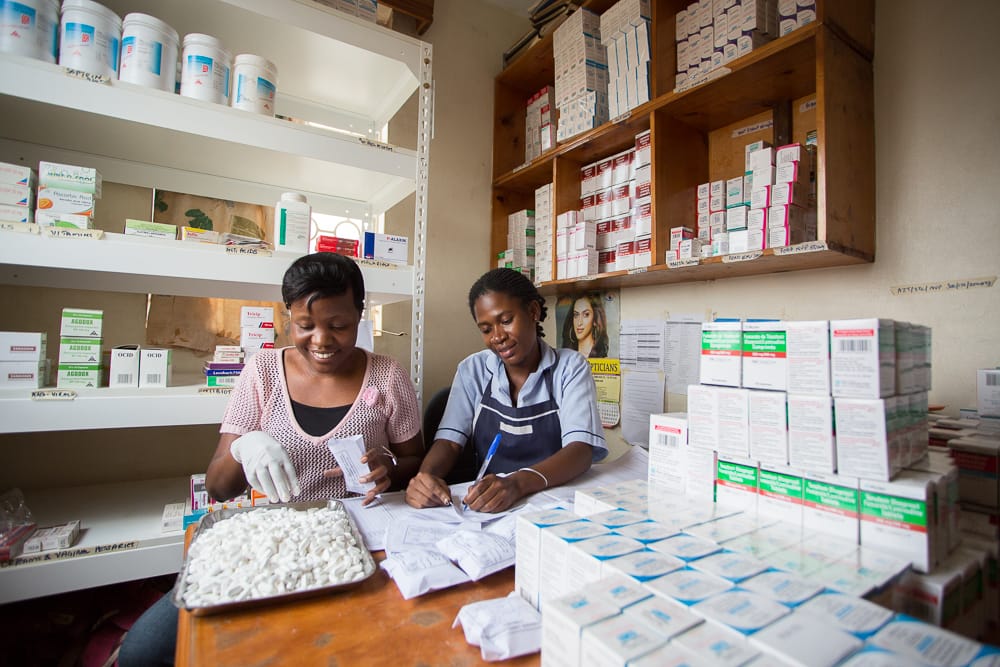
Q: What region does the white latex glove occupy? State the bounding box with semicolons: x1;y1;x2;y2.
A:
230;432;301;502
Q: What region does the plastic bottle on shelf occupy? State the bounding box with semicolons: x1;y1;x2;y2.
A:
58;0;122;79
231;53;277;116
0;0;60;63
118;12;179;93
179;33;231;105
273;192;311;255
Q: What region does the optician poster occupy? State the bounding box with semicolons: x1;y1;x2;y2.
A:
556;290;621;426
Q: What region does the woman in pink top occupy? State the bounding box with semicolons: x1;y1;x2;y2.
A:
205;252;425;505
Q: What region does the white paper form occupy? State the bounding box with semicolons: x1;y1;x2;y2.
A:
326;434;375;495
384;520;460;557
621;370;665;447
620;320;665;371
664;316;704;394
559;445;650;494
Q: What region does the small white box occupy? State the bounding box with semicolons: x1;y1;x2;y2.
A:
241;327;276;353
756;465;804;525
515;509;581;609
716;387;750;459
716;455;758;511
749;610;862;667
541;592;620;667
60;308;103;338
58;337;102;364
834;398;893;482
801;471;860;543
567;534;646;588
645;566;732;604
139;348;172;388
109;345;141;388
830;318;896;398
749;389;788;466
540;521;613;604
56;363;101;388
700;321;743;387
977;369;1000;418
648;412;688;494
0;360;47;388
240;306;275;328
785;320;831;396
580;613;666;667
860;472;935;572
363;232;409;265
672;619;760;664
0;332;46;362
788;394;836;474
38;161;101;196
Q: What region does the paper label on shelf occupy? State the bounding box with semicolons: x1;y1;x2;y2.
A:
611;111;632;124
198;386;232;396
512;162;530;173
30;389;77;401
722;251;762;263
772;241;828;255
1;540;140;568
358;137;396;153
0;222;39;234
356;258;401;270
43;228;103;240
667;258;700;269
63;68;111;85
628;267;647;275
223;246;272;257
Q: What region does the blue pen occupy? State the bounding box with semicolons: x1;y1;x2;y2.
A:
463;433;501;511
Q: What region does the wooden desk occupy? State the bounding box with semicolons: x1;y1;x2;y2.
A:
175;546;540;666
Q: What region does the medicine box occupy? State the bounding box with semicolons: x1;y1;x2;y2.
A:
802;471;860;543
0;360;47;388
124;219;177;240
539;521;612;604
742;321;787;390
515;509;582;610
700;321;743;387
978;369;1000;418
671;618;760;664
57;363;101;388
748;389;788;467
240;327;276;352
648;412;688;495
0;183;31;207
715;387;750;459
34;211;92;229
749;610;862;667
834;398;894;482
757;465;804;525
580;613;666;667
36;186;95;216
0;204;33;223
38;161;102;196
21;520;81;553
566;534;646;587
0;332;46;361
716;455;758;511
240;306;274;328
58;337;102;364
622;595;702;641
139;348;172;388
687;384;719;450
785;320;830;395
830;318;896;398
0;161;36;186
860;472;935;572
109;345;141;388
541;591;620;667
60;308;103;338
787;394;836;474
363;232;408;265
948;435;999;508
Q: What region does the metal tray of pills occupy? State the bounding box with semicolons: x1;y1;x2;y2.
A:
171;500;377;616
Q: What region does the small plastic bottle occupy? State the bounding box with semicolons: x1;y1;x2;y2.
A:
273;192;311;254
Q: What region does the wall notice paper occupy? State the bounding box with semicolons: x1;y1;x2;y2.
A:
327;435;375;495
590;358;622;427
620;320;664;371
621;370;665;447
665;318;703;394
453;592;542;662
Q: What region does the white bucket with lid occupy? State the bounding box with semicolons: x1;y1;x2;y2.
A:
231;53;277;116
58;0;121;78
118;12;178;92
180;33;231;105
0;0;60;63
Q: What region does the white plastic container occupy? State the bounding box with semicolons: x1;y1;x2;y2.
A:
58;0;121;78
118;13;178;92
231;53;277;116
179;33;231;105
274;192;310;254
0;0;60;63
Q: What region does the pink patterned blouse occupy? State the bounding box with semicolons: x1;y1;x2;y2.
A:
221;347;421;500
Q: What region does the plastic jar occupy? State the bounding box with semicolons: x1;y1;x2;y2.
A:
118;12;178;92
0;0;60;63
274;192;311;255
58;0;121;78
231;53;277;116
179;33;231;105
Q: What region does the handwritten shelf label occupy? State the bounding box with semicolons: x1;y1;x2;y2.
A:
223;245;272;257
63;68;110;84
667;258;700;269
772;241;828;256
198;386;232;396
358;137;394;152
0;221;39;234
611;111;631;124
628;267;648;275
31;388;77;401
43;228;103;240
356;258;401;270
890;276;996;296
722;251;763;263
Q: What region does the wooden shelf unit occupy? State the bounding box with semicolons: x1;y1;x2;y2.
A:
491;0;875;296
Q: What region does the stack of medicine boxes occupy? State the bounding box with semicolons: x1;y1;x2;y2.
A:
499;209;535;281
204;344;245;388
57;308;103;388
601;0;652;119
674;318;944;576
554;8;609;142
0;161;36;225
36;161;101;230
240;306;275;358
534;183;554;285
0;332;48;388
525;86;556;163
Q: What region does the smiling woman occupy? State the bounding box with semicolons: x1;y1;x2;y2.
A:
405;268;608;513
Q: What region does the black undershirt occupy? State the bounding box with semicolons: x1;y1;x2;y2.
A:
291;400;351;437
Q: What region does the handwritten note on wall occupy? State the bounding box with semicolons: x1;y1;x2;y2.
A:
889;276;996;296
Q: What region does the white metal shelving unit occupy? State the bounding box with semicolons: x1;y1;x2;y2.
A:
0;0;432;602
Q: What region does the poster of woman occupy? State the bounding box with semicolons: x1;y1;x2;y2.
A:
556;290;620;359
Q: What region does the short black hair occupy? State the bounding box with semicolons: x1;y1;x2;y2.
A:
282;252;365;313
467;268;547;338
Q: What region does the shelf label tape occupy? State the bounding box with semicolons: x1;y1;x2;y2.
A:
31;388;77;401
667;258;700;269
772;241;828;256
198;386;233;396
358;137;396;153
0;222;39;234
722;251;763;263
628;267;648;275
43;228;103;240
63;68;110;84
223;246;272;257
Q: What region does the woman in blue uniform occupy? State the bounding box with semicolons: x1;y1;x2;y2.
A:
405;268;607;513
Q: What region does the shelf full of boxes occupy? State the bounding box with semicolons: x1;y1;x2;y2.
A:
491;0;875;294
0;0;432;602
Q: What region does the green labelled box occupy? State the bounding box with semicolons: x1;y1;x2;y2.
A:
206;375;237;387
700;321;743;387
716;456;758;511
758;466;804;525
58;337;102;364
802;472;860;543
60;308;103;338
124;219;177;240
56;363;101;388
860;471;933;573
